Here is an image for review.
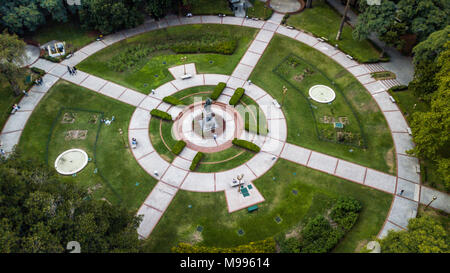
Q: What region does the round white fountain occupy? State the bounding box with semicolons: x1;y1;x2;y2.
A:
309;85;336;103
54;148;89;175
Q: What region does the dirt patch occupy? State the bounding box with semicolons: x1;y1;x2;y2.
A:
190;231;203;244
62;112;77;123
65;130;88;141
285;225;303;239
355;239;368;253
87;183;102;194
89;114;98;124
385;147;395;174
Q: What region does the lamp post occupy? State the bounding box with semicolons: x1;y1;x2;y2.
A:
425;196;437;209
181;56;187;75
281;85;288;107
119;128;128;148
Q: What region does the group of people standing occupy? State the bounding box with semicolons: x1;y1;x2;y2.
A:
67;66;77;75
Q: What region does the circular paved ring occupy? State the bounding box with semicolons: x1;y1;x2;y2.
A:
172;101;245;153
128;74;287;193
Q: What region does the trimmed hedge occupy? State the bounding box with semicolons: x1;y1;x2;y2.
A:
150;109;172;121
189;152;204;171
232;138;260;152
172;238;276;253
229;87;245;106
211;82;226;100
31;67;46;76
389;85;408;92
163;96;184;106
171;140;186;155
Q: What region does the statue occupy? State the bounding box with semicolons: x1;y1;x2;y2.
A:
199;98;218;133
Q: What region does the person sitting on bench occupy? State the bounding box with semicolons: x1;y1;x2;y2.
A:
131;138;137;149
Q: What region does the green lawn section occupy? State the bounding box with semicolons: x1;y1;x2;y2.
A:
196;147;256;173
286;0;380;63
388;89;446;191
149;118;177;163
190;0;234;15
274;54;364;146
18;80;157;211
142;159;392;253
171;85;214;105
247;0;273;20
78;24;257;94
239;95;268;135
28;20;96;50
250;34;394;173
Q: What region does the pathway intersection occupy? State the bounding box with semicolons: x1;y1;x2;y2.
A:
1;12;448;242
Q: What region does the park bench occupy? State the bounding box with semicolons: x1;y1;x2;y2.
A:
181;74;192;80
389;96;396;103
248;205;258;213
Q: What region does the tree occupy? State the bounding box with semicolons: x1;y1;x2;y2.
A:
0;0;69;34
379;217;449;253
352;0;396;56
146;0;174;19
396;0;450;41
412;25;450;65
0;31;26;96
0;152;143;253
306;0;314;8
78;0;148;34
410;42;450;190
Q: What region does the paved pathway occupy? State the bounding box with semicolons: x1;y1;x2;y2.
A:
2;12;448;241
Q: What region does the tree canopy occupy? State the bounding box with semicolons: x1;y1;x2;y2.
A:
0;31;26;96
410;41;450;190
353;0;397;41
0;152;143;253
379;216;449;253
0;0;69;34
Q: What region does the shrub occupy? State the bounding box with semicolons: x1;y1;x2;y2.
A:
189;152;204;171
30;67;45;76
229;87;245;106
330;197;362;231
171;140;186;155
172;238;276;253
211;82;226;100
163;96;184;106
232;138;260;152
389;85;408;92
150;109;172;121
299;215;344;253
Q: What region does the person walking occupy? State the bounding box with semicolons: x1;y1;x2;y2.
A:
67;65;72;75
73;66;77;75
11;104;20;114
22;90;28;96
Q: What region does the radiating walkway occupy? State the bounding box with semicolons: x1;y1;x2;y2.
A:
1;12;448;241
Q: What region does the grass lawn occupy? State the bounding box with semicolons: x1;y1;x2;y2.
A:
18;80;157;211
27;20;97;50
388;89;446;192
286;0;381;63
149;118;177;163
190;0;234;15
78;24;257;94
142;159;392;253
247;0;273;20
250;34;395;173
